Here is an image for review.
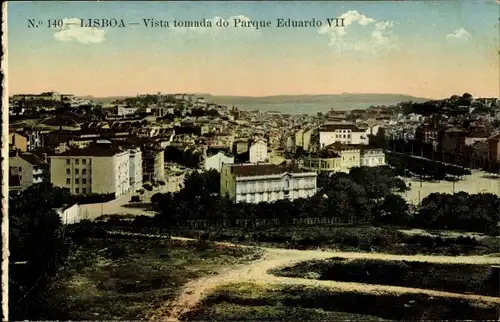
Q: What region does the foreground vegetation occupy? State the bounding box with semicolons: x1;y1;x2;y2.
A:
43;238;262;320
272;258;499;297
82;218;500;256
175;226;500;256
183;282;500;321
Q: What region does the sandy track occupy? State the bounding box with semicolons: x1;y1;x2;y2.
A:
146;236;500;321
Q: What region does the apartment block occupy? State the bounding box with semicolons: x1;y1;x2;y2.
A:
49;145;131;197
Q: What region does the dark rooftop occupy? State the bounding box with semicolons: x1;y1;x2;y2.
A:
230;163;304;177
320;124;364;132
54;145;124;157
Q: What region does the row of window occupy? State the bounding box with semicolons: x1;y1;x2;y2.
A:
336;134;351;139
65;159;89;165
74;188;87;194
66;177;91;185
66;168;90;175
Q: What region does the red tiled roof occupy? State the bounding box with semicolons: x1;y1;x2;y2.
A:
230;163;304;177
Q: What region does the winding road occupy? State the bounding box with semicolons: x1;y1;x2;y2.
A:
143;236;500;322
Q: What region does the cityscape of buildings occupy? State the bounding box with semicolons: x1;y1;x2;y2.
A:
8;91;500;207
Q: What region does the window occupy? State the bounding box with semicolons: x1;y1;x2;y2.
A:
82;159;86;165
66;178;70;184
82;188;87;194
82;169;87;175
75;178;80;184
75;188;80;194
66;168;70;175
82;178;86;184
75;159;79;165
75;169;79;175
66;159;70;165
18;167;22;172
19;176;22;181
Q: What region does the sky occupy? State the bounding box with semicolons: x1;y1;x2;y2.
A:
7;0;500;99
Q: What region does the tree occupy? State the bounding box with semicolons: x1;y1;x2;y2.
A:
374;194;411;225
9;183;69;320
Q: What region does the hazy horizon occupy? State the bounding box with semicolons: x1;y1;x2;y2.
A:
8;1;499;98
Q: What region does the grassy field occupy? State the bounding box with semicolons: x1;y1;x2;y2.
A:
173;225;500;256
183;282;500;321
43;238;262;320
271;258;499;297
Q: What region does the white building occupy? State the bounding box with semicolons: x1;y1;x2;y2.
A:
249;139;268;163
49;145;131;197
129;147;143;191
220;163;317;203
204;151;234;172
117;106;139;116
360;148;386;167
319;124;369;148
9;151;48;190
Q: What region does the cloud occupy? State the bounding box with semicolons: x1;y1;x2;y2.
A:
318;10;398;54
54;18;106;44
446;28;471;41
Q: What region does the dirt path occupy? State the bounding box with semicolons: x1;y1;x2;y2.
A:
147;237;500;321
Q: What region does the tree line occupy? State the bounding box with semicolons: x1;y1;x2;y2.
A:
151;166;499;235
389;139;500;174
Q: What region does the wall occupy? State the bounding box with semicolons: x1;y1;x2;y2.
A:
339;149;361;172
351;131;369;145
9;157;33;189
129;149;143;191
50;157;69;190
220;164;235;199
154;151;165;180
114;151;130;197
10;133;28;152
249;141;268;163
58;204;81;225
91;156;117;195
179;216;365;229
205;152;234;172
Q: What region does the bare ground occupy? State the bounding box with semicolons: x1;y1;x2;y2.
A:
147;237;500;321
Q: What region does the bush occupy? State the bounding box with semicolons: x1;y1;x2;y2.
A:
105;245;127;260
143;184;153;191
130;195;141;202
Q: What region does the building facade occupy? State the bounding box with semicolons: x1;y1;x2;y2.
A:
360;148;386;167
9;132;28;152
143;147;165;182
129;147;143;191
301;146;384;173
9;151;48;189
49;146;131;197
220;163;317;203
319;124;368;148
249;139;268;163
205;151;234;172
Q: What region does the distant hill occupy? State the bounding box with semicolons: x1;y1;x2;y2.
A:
78;96;129;104
80;93;431;114
205;93;430;105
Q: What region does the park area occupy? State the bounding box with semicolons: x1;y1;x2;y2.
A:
403;170;500;204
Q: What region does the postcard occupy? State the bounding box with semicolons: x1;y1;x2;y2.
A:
2;1;500;321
